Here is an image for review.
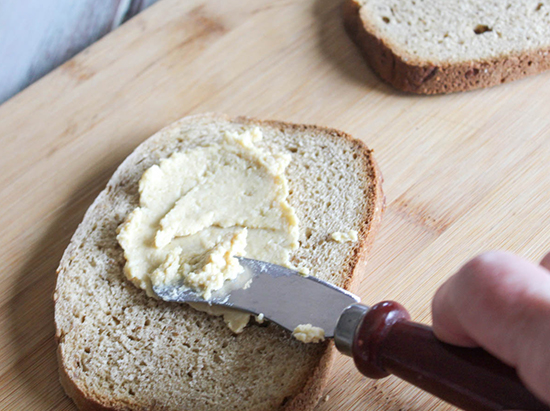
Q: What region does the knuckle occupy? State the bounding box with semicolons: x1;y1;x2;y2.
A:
457;252;513;296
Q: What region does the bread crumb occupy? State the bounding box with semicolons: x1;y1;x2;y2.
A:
324;394;330;402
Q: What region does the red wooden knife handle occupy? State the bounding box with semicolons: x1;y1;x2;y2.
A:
352;301;549;411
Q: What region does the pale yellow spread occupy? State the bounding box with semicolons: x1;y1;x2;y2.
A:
117;128;299;332
331;230;358;243
292;324;325;343
186;303;252;334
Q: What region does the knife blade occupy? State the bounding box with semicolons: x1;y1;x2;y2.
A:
153;257;360;338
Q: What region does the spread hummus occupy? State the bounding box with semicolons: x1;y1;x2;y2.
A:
117;128;299;332
292;324;325;343
331;230;358;243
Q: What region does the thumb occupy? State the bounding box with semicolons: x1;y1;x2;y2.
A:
540;251;550;271
432;251;550;405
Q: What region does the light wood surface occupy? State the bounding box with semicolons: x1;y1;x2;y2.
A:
1;0;549;409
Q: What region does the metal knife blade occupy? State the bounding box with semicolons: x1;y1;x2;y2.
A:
153;257;360;337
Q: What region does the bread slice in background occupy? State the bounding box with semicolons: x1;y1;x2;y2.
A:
344;0;550;94
54;113;384;411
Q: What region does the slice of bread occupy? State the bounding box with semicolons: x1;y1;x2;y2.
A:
344;0;550;94
54;113;384;411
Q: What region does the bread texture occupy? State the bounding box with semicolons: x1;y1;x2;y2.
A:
343;0;550;94
54;113;384;411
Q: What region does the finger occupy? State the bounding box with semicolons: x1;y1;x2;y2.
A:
432;251;550;404
432;279;477;347
540;251;550;272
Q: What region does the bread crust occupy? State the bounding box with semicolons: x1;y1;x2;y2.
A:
343;0;550;94
58;346;115;411
55;113;385;411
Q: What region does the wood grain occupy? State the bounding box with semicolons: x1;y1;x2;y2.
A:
1;0;549;409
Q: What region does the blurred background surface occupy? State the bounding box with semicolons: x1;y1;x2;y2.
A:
0;0;159;104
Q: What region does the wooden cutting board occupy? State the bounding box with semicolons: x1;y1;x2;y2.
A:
1;0;549;409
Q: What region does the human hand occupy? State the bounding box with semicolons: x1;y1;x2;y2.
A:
432;251;550;405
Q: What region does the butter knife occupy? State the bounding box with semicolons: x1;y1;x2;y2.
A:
153;257;549;411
